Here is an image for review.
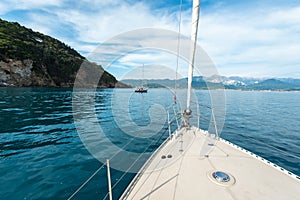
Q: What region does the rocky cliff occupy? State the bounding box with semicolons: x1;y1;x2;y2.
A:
0;18;126;88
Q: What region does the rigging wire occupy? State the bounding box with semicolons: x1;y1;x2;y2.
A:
190;103;300;160
174;0;183;104
68;108;180;199
102;114;180;199
67;163;106;200
204;112;300;160
67;137;136;199
121;117;185;200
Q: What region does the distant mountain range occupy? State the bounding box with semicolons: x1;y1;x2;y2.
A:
122;76;300;91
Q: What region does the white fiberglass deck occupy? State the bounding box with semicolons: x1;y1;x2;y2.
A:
121;127;300;200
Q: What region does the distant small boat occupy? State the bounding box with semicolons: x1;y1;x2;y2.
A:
135;86;147;93
135;64;147;93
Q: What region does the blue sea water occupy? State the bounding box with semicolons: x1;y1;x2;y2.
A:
0;88;299;199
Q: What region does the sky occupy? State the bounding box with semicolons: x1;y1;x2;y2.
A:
0;0;300;79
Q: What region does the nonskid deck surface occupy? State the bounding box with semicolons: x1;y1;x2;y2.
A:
122;127;300;200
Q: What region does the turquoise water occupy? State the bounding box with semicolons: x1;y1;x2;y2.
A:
0;88;299;199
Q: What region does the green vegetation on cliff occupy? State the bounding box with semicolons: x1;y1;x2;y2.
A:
0;18;122;87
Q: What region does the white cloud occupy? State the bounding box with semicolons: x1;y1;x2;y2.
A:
23;13;57;35
1;1;299;78
266;7;300;26
119;64;185;80
49;1;176;44
0;3;7;15
0;0;61;14
198;6;300;78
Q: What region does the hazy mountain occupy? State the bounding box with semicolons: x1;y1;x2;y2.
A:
246;79;300;90
122;75;300;91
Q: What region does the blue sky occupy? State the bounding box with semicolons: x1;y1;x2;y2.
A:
0;0;300;79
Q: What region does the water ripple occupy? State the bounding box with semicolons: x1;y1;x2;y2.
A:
0;88;299;199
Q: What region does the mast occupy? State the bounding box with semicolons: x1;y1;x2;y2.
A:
186;0;200;114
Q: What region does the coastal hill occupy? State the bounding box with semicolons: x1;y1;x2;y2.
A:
122;76;300;91
0;18;126;87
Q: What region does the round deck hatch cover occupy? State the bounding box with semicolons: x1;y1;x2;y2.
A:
212;171;230;182
207;170;235;186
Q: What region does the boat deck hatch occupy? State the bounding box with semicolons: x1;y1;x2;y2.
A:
207;170;236;186
212;171;230;182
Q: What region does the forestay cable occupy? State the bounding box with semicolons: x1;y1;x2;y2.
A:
174;0;183;104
